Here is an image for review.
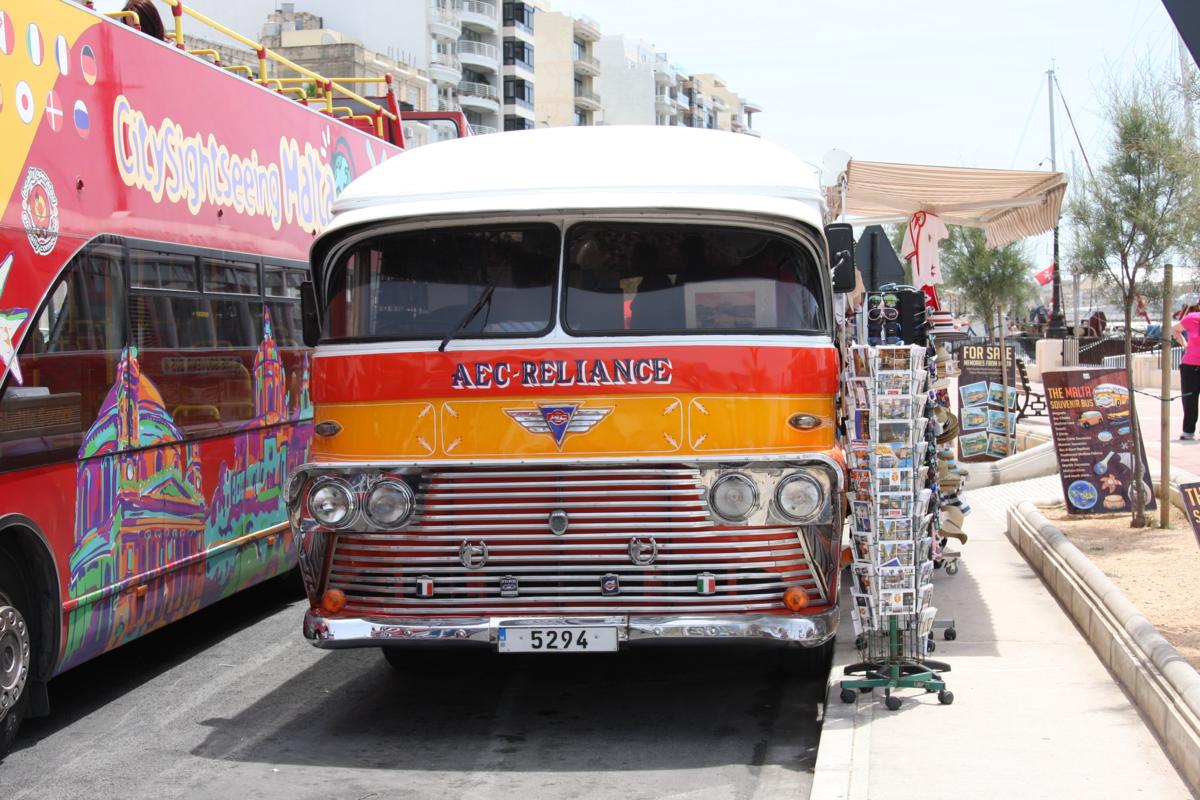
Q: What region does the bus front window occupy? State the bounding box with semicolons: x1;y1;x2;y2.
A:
322;224;560;344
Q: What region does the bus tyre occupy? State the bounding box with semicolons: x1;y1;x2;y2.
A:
0;557;32;759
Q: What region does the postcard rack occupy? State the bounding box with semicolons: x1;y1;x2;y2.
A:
840;344;954;710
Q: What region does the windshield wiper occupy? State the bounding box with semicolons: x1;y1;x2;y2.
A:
438;285;496;352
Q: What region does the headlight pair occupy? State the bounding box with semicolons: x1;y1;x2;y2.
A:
709;470;823;524
307;476;414;529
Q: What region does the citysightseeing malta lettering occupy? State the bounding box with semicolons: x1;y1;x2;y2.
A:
112;95;336;233
451;357;674;390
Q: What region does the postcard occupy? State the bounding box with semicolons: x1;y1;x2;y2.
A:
848;378;872;409
988;381;1014;406
879;589;916;615
876;396;912;420
876;492;912;518
878;517;913;541
852;563;873;595
960;430;988;457
853;409;871;439
878;540;915;568
876;372;912;395
878;468;912;493
961;405;989;430
986;434;1011;459
874;442;913;470
850;345;872;378
877;420;911;444
987;408;1009;434
960;380;989;407
851;532;873;562
877;346;912;373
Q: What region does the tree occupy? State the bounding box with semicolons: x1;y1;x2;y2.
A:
940;225;1037;336
1068;75;1200;527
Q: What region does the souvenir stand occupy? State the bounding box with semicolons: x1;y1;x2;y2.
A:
840;338;953;709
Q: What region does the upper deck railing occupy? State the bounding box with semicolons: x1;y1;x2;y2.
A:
96;0;400;140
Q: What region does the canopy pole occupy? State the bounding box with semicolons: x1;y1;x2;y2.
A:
1047;66;1067;338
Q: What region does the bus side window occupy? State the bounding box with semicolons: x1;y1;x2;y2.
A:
130;250;262;435
0;242;127;470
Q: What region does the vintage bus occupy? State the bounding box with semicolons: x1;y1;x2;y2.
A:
291;125;846;663
0;0;464;754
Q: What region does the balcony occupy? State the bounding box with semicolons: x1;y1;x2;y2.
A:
675;92;690;109
654;93;673;114
574;88;601;112
470;124;498;135
742;98;763;114
654;58;672;85
573;15;601;42
428;52;463;84
429;7;461;38
458;80;500;112
573;52;601;77
460;0;499;32
457;39;499;71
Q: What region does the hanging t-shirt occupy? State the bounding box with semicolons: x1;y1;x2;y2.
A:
901;211;948;289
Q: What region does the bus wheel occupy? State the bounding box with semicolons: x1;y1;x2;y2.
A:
0;554;32;759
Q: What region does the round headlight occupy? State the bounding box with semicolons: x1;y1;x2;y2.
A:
308;478;355;528
365;479;414;528
710;473;759;522
775;473;823;522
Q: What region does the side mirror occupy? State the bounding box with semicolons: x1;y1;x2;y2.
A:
824;222;856;294
300;280;322;349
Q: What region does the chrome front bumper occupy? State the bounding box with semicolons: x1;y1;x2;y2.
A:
303;608;838;649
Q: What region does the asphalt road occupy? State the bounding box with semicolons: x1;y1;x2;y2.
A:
0;579;829;800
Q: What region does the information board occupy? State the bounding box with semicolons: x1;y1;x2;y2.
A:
1042;367;1156;515
1177;482;1200;550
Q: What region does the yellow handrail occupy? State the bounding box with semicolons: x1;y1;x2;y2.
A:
105;10;140;27
188;48;221;65
224;65;253;77
153;0;397;123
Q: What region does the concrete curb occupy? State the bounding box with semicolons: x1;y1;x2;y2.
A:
1007;501;1200;794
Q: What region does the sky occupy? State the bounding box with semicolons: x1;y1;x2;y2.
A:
96;0;1189;273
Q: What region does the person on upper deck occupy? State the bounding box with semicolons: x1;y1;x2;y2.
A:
122;0;166;41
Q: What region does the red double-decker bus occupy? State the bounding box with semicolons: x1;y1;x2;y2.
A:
0;0;464;754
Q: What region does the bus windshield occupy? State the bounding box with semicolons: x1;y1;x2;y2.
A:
323;224;560;342
564;222;826;335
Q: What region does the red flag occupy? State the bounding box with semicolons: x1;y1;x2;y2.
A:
1034;263;1055;286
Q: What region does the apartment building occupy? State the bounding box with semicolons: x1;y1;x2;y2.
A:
593;35;655;126
532;8;602;127
692;72;762;136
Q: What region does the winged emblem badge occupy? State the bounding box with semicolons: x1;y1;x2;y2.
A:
505;403;613;448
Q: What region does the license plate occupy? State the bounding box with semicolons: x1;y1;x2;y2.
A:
497;626;618;653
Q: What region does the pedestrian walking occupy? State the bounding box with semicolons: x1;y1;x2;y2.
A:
1171;298;1200;440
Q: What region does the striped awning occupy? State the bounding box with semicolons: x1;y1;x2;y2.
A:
827;160;1068;247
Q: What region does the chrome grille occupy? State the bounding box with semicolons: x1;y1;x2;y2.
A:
327;466;827;615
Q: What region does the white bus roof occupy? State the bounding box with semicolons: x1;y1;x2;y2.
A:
324;126;826;235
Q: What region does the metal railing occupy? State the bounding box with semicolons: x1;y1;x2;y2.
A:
460;0;498;21
1103;346;1183;370
574;53;600;71
457;39;499;61
575;88;601;104
458;81;499;101
430;52;462;72
153;0;396;131
429;7;462;32
469;124;498;135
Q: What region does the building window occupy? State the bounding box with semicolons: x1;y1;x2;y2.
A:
574;108;587;126
504;78;533;108
502;1;534;32
504;115;533;131
503;39;533;69
572;39;586;61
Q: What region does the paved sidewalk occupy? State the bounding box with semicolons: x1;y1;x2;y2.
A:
811;476;1194;800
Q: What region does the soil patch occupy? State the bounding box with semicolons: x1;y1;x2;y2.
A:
1039;504;1200;670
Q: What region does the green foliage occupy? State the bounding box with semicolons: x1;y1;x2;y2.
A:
940;225;1037;333
1067;77;1200;297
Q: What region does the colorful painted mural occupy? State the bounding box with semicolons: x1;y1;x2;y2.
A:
62;312;312;670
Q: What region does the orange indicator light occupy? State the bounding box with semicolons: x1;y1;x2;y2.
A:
783;586;810;612
321;588;347;613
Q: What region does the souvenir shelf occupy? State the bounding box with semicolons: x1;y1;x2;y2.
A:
840;343;953;710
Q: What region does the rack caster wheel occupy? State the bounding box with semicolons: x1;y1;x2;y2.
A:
946;560;960;576
840;687;857;704
855;635;865;649
938;690;954;705
944;628;957;641
926;637;935;653
885;695;902;711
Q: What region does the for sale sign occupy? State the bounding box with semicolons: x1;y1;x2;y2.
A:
956;344;1019;462
1042;367;1156;515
